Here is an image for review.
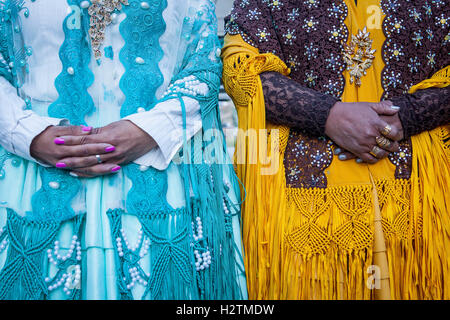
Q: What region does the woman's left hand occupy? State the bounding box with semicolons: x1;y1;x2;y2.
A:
55;120;157;177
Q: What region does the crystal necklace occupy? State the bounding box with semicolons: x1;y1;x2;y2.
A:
83;0;129;59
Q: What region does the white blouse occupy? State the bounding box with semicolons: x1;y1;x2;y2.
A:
0;0;210;170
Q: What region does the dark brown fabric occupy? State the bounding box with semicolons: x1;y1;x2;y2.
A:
388;139;413;180
284;130;333;189
379;0;450;99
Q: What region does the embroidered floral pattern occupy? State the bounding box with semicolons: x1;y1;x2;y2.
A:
388;140;412;180
380;0;449;99
284;132;333;189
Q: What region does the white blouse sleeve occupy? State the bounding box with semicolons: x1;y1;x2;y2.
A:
125;96;202;171
0;77;63;162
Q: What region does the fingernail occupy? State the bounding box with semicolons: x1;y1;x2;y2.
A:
338;154;347;161
54;138;65;145
105;146;116;152
356;158;363;164
81;125;93;132
56;162;67;168
111;166;121;172
69;172;78;178
334;148;342;155
390;105;400;110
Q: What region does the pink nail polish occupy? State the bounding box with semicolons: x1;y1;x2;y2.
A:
56;162;67;168
54;138;65;145
82;125;93;132
111;166;121;172
105;146;116;152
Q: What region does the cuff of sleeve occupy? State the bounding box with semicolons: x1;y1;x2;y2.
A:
125;98;202;170
391;95;414;139
125;112;181;170
11;113;65;163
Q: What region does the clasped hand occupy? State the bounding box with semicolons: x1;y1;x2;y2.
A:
325;100;404;163
30;120;156;178
30;101;403;178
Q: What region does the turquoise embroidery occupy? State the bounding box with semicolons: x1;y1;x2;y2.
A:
0;0;33;87
118;0;167;118
124;164;171;214
47;0;95;126
30;167;82;222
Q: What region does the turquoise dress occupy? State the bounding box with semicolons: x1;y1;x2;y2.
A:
0;0;247;300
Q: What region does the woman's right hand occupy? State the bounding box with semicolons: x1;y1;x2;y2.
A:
30;125;118;171
325;101;403;164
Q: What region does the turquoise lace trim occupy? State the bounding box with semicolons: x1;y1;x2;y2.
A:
47;0;95;125
29;0;89;225
124;164;171;214
0;0;34;87
118;0;167;118
29;167;82;222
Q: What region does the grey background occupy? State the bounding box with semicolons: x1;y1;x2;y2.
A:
216;0;234;36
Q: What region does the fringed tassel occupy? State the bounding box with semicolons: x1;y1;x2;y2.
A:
411;127;449;299
379;127;450;299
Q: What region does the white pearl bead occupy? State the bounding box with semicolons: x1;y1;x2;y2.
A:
49;181;60;189
111;13;118;24
80;1;90;9
135;57;145;64
137;107;146;113
67;67;74;75
139;165;149;172
140;2;150;9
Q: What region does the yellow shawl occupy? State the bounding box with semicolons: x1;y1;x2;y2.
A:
222;1;449;300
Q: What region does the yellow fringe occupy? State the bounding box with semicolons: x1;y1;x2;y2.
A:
408;65;450;94
222;34;450;300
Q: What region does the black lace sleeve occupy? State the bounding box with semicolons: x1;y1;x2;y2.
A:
260;71;339;137
391;86;450;139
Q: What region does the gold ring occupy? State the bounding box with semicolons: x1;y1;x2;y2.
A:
369;146;384;158
376;136;391;149
381;124;392;137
